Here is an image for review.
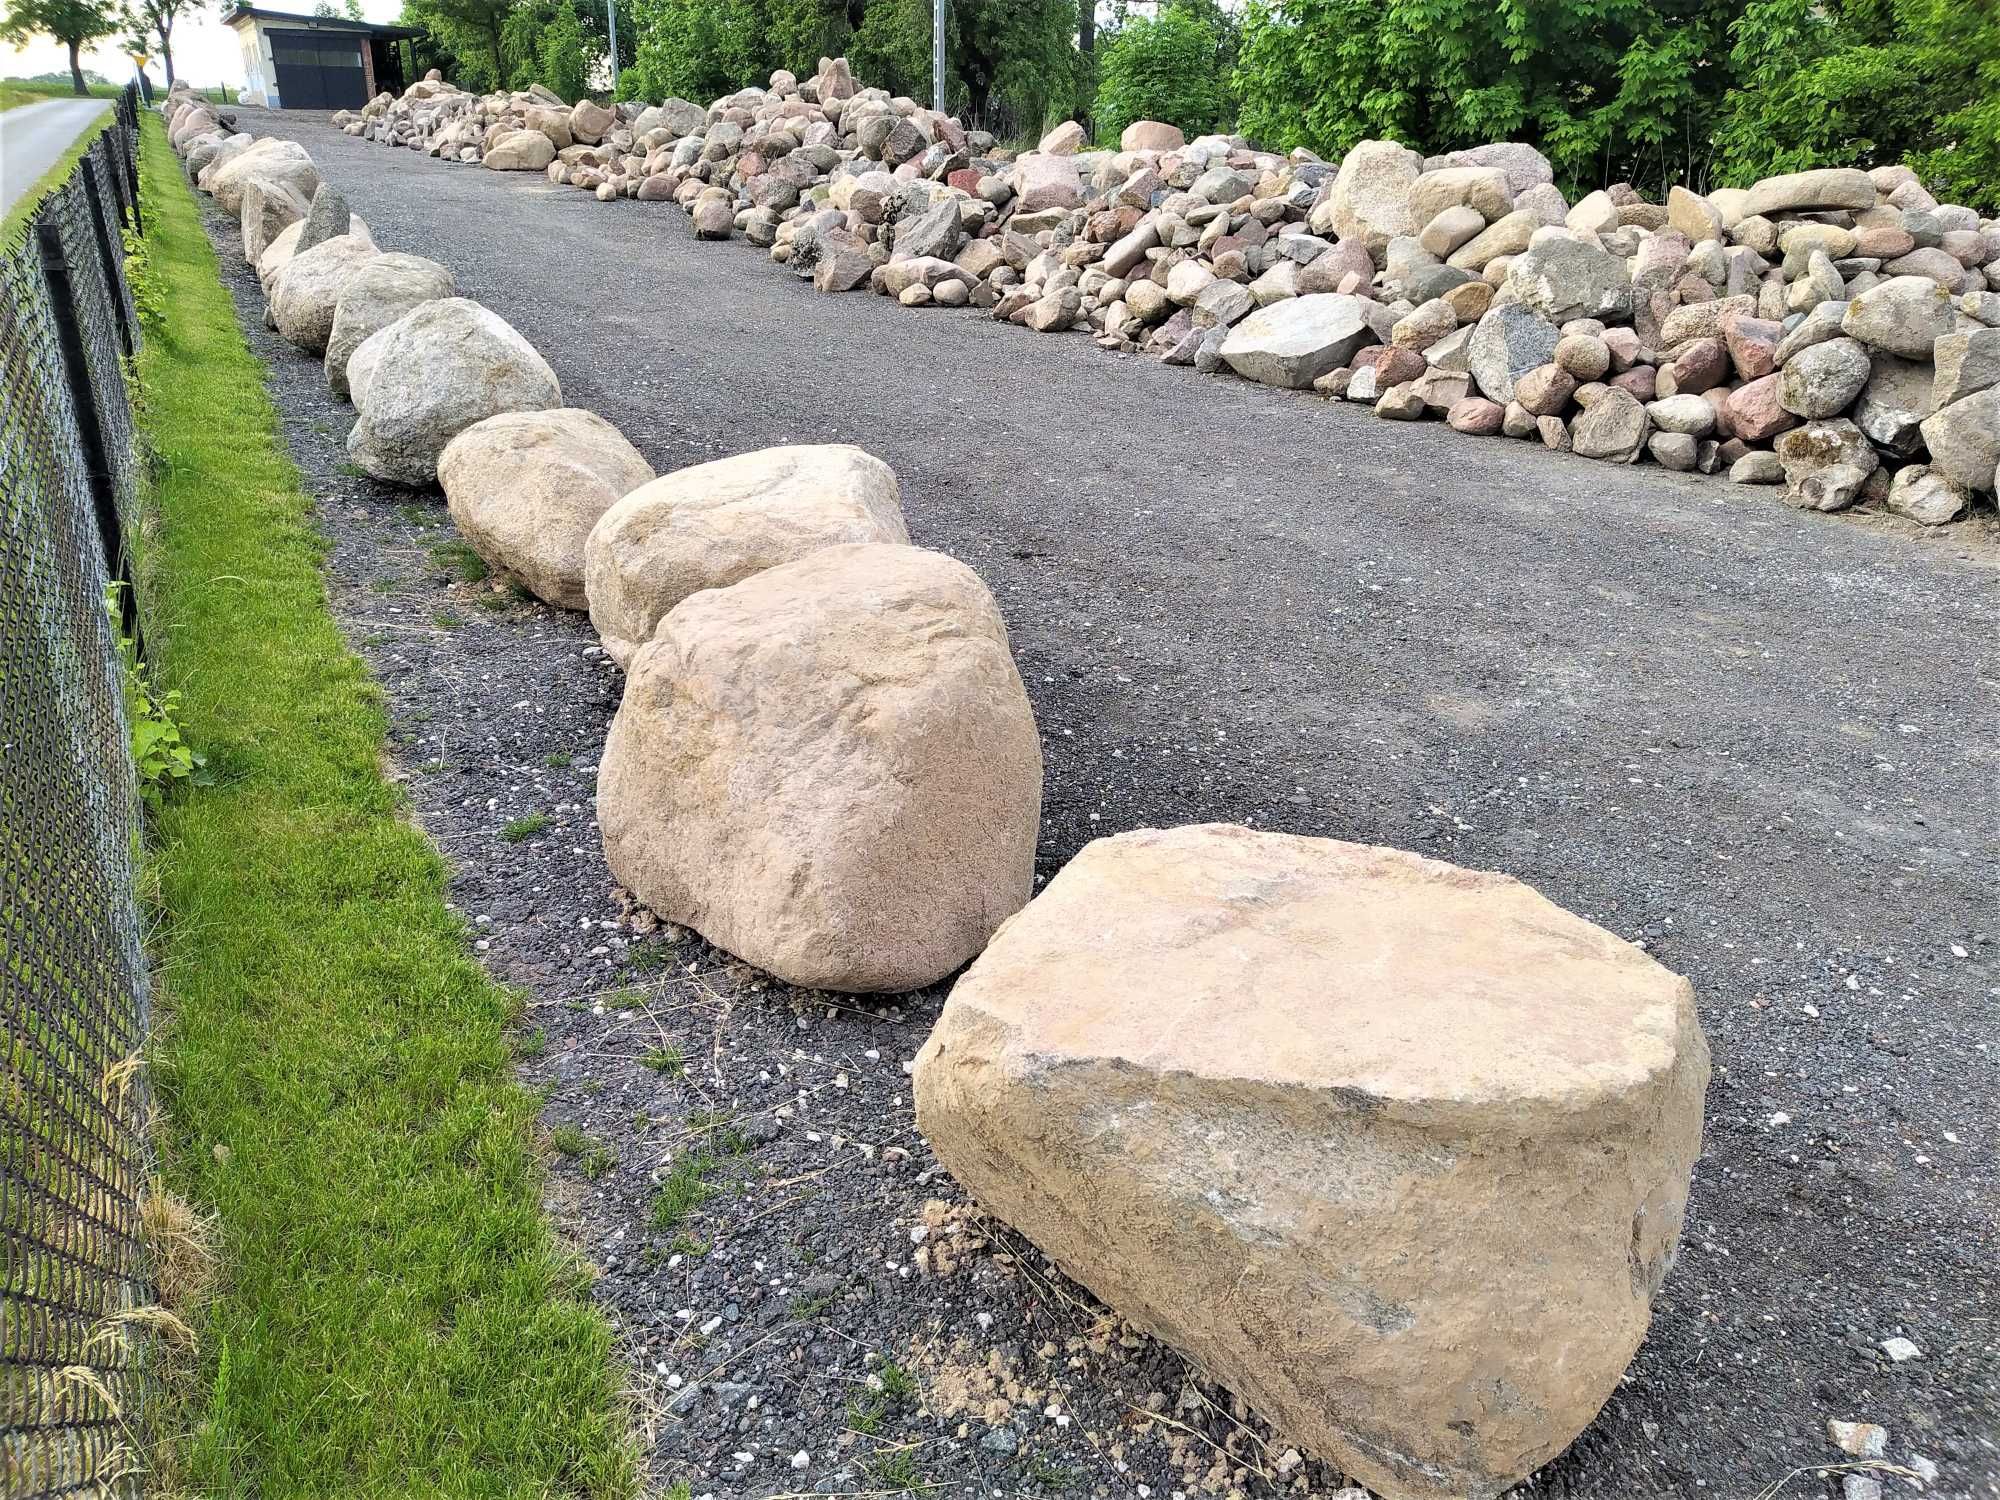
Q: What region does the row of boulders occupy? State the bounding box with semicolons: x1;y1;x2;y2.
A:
339;61;1998;526
166;79;1044;998
168;82;1711;1500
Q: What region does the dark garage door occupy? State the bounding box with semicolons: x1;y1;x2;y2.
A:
270;30;366;111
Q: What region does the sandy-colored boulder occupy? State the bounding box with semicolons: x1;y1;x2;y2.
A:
597;543;1043;993
1119;120;1184;153
269;235;378;355
258;213;372;293
169;104;218;149
1406;165;1512;227
1036;119;1086;155
484;129;556;171
1013;152;1083;214
209;137;320;215
914;823;1709;1500
439;409;654;608
324;252;454;398
194;133;254;194
1316;139;1423;255
569;98;614;144
347;298;562;486
1886;465;1970;525
584;443;908;667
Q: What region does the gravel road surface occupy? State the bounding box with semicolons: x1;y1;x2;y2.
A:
205;108;1999;1500
1;97;110;214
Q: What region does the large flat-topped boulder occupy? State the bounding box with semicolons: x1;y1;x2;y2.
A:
483;128;556;171
440;409;655;608
1219;293;1378;388
915;823;1709;1500
584;443;908;667
598;543;1043;993
209;137;320;216
346;298;562;486
1741;167;1876;218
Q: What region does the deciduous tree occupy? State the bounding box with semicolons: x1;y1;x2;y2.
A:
1;0;127;93
1093;3;1227;144
127;0;187;82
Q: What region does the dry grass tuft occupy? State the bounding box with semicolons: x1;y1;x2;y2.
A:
138;1178;218;1315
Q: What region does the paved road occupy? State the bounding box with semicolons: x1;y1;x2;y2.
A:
217;108;2000;1498
0;97;110;216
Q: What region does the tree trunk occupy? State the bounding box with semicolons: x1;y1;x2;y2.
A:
1079;1;1093;56
161;21;176;85
68;39;86;94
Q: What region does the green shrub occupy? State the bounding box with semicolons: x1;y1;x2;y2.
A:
1715;0;2000;212
1093;5;1226;145
536;0;589;99
1233;0;1735;197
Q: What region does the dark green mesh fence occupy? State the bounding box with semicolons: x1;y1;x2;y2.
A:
1;85;157;1499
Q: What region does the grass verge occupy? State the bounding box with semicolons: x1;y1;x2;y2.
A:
132;111;631;1498
0;98;114;246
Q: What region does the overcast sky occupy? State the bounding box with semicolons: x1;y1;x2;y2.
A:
2;0;409;92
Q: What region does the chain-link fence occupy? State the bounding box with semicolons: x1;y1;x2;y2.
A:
1;84;159;1499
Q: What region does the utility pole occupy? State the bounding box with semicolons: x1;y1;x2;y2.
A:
606;0;618;94
932;0;945;113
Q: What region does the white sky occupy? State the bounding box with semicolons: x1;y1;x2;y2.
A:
2;0;407;92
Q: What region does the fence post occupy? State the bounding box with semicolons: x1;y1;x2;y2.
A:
114;95;142;234
35;217;135;645
96;132;127;225
78;157;135;361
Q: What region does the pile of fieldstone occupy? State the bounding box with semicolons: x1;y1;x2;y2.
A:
172;82;1714;1500
331;68;681;180
339;59;1998;526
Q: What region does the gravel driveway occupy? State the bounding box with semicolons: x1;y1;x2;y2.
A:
203;107;1997;1500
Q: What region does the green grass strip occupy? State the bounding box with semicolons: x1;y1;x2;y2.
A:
1;99;114;247
132;111;631;1499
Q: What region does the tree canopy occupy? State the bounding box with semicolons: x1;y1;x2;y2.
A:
1229;0;1997;208
401;0;1999;209
1092;2;1234;146
1;0;126;93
